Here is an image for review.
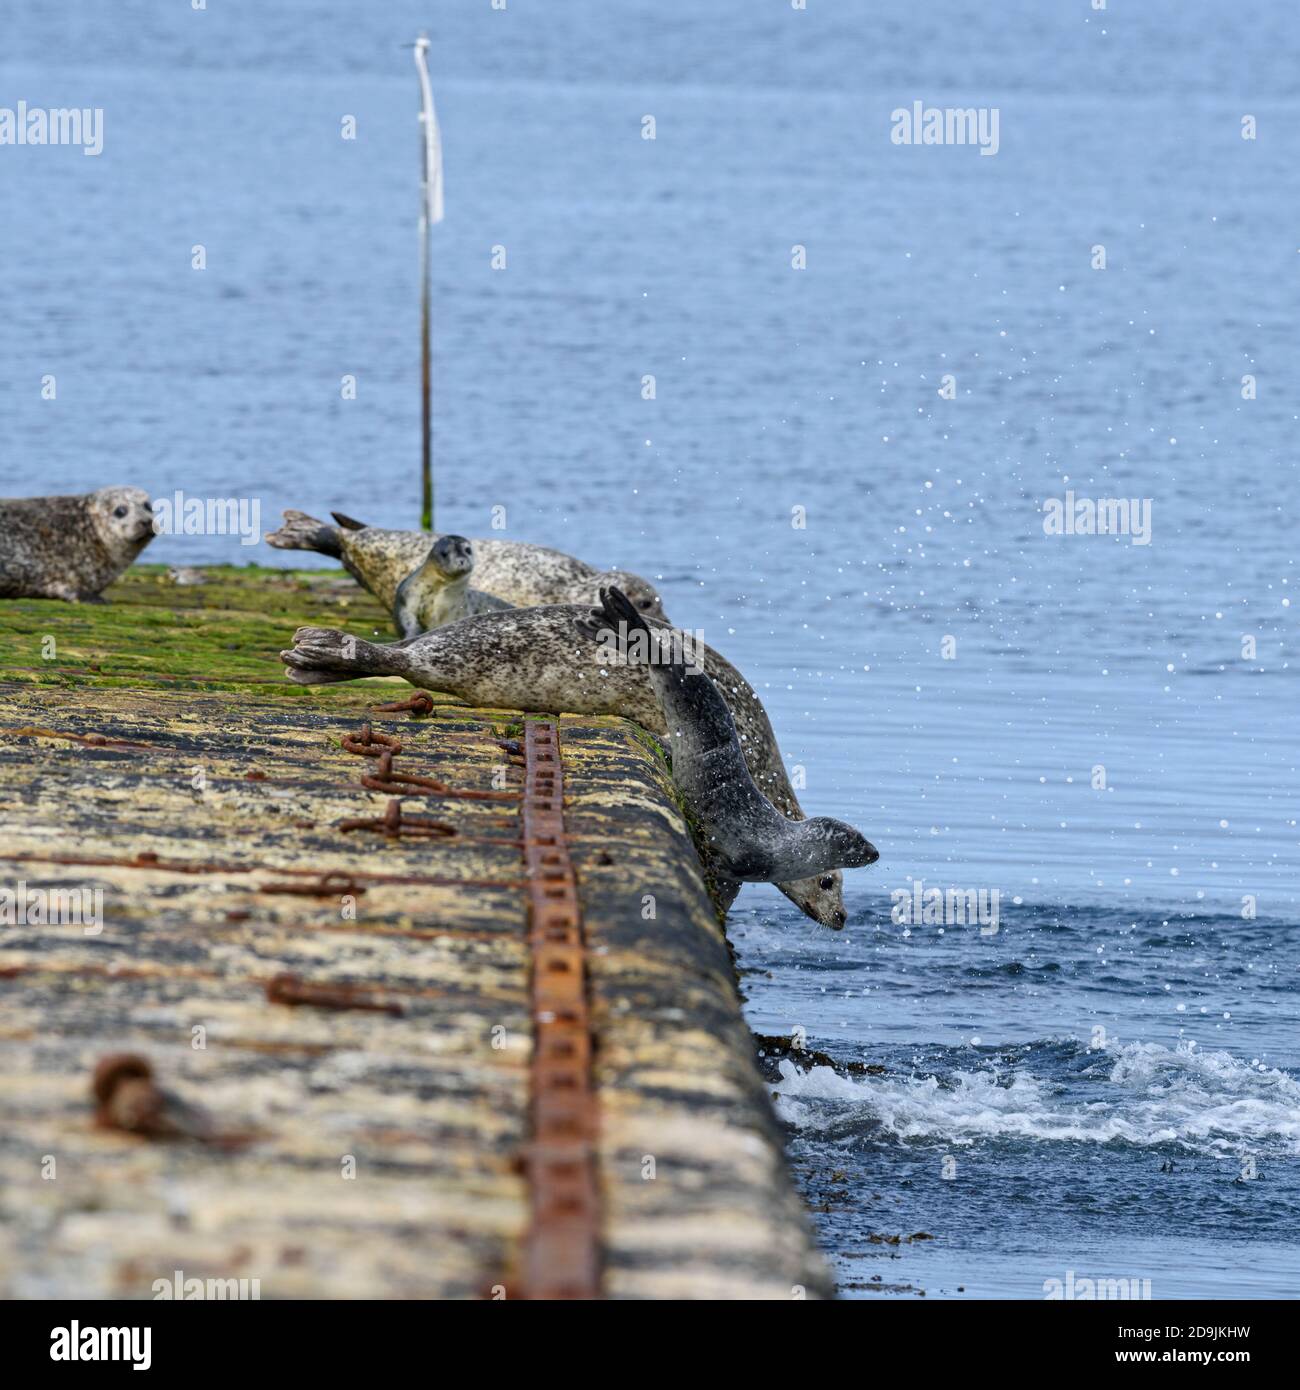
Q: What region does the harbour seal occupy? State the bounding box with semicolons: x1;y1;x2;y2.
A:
575;588;879;887
392;535;512;638
0;487;156;602
279;606;849;929
264;510;668;628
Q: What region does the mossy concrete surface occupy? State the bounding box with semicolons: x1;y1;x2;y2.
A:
0;565;829;1299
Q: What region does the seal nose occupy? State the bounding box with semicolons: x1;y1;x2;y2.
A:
832;908;847;929
861;839;880;866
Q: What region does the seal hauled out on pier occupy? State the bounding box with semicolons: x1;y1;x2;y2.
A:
392;534;511;637
265;510;668;628
279;606;849;928
0;487;156;602
575;587;879;888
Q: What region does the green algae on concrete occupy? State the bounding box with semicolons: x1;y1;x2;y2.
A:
0;565;830;1298
0;564;395;696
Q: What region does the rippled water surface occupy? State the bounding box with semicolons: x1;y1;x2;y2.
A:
3;1;1296;1297
738;901;1299;1297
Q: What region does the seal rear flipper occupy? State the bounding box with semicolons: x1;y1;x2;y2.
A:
392;573;423;639
603;585;652;635
330;511;368;531
573;589;617;645
264;510;342;559
280;627;411;681
572;586;653;658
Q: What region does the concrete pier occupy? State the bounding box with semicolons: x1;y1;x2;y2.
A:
0;567;828;1299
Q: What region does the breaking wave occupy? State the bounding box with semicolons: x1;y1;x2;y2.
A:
773;1039;1300;1157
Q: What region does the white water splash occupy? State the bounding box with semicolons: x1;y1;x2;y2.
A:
773;1040;1300;1156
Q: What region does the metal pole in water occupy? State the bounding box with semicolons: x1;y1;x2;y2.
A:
412;33;444;532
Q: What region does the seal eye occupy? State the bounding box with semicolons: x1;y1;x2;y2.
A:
819;875;835;890
113;505;128;518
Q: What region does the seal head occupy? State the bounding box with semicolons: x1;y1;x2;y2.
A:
90;486;156;556
426;534;474;580
575;587;878;921
392;534;512;637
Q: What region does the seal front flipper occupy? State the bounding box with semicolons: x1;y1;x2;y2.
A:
392;570;423;640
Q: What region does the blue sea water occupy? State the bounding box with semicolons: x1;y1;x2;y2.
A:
2;1;1296;1298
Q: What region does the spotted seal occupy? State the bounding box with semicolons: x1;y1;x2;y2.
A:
576;588;878;889
0;487;156;602
392;535;512;637
279;606;849;928
265;510;668;628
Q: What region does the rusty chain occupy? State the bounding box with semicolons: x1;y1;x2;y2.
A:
517;719;600;1300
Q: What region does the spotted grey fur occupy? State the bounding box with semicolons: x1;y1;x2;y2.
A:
265;510;668;629
0;487;156;602
279;605;848;929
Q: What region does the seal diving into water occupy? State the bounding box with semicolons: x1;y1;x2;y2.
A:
265;510;667;628
0;487;156;601
279;606;849;928
392;534;511;637
576;588;878;888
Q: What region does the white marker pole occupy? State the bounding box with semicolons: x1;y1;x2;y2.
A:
413;33;444;532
